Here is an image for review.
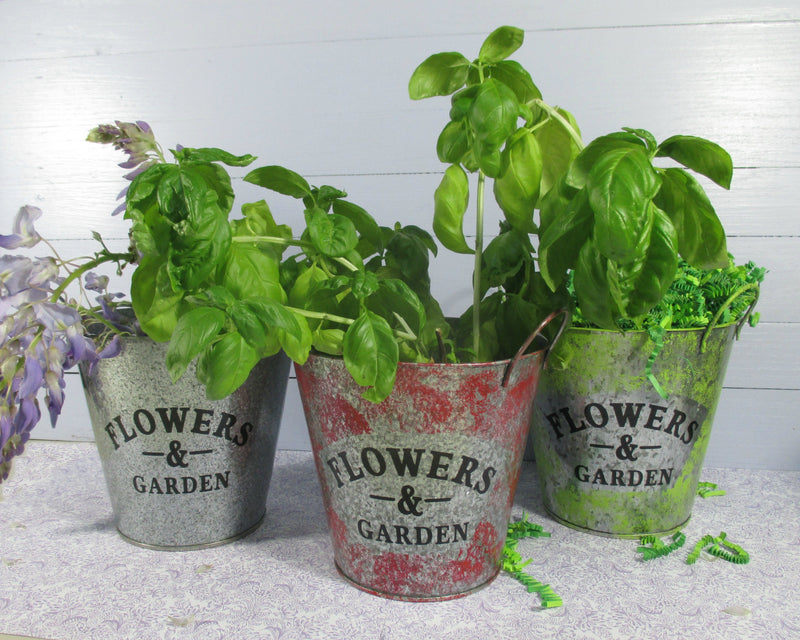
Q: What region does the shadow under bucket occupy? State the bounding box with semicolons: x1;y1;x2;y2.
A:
80;337;289;550
529;323;739;538
296;311;567;601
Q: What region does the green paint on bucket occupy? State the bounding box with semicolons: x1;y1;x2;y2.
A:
529;323;738;538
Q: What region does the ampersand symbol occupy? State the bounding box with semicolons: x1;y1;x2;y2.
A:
397;485;423;516
616;434;639;461
166;440;188;468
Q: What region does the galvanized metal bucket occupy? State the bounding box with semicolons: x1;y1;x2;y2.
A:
296;311;568;601
529;323;739;538
80;337;289;550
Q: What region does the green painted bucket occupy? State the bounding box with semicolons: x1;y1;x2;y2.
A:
529;323;739;538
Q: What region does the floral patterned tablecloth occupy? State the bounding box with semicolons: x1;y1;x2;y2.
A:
1;441;798;640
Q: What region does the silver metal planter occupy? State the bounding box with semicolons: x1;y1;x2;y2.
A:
80;337;290;550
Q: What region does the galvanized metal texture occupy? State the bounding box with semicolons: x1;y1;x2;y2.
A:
80;337;289;550
530;324;738;538
296;312;562;600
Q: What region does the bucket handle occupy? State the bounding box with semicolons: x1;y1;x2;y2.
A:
700;282;761;352
502;308;570;388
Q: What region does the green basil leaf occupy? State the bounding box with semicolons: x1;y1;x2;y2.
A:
288;264;329;307
496;292;543;359
130;255;184;342
622;127;658;153
573;242;619;329
655;168;728;268
433;164;473;254
174;147;256;167
313;185;348;212
229;301;278;357
244;165;312;198
655;135;733;189
167;198;232;290
538;187;593;290
409;52;470;99
436;120;470;164
397;224;438;257
222;241;285;302
587;146;662;263
566;132;646;189
480;228;529;292
473;138;503;178
343;310;399;403
478;25;524;63
617;205;679;317
237;200;293;240
467;78;520;147
241;298;312;364
200;332;261;400
312;328;345;356
534;107;582;199
204;285;236;308
493;129;542;232
332;199;383;254
366;278;426;337
488;60;541;105
305;208;359;257
164;307;227;382
449;85;479;121
182;163;235;219
352;270;380;300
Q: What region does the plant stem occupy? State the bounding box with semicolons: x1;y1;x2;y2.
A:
232;236;359;272
531;100;584;150
50;251;134;302
285;305;417;342
473;170;486;356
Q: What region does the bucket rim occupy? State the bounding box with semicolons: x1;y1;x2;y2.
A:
562;320;741;336
305;308;570;375
304;342;547;371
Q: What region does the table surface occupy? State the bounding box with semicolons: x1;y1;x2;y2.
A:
1;441;798;640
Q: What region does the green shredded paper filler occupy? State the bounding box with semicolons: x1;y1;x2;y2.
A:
697;481;726;498
569;256;765;398
636;530;750;565
503;515;562;608
686;532;750;565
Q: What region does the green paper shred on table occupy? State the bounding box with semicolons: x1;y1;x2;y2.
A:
503;514;562;608
686;532;750;565
635;530;750;565
636;532;687;560
697;481;726;498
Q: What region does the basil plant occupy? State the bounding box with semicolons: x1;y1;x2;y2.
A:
538;128;734;330
411;26;737;341
409;26;581;361
92;126;440;403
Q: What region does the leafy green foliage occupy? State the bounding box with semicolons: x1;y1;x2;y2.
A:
410;25;582;360
123;146;315;399
568;256;765;332
539;128;734;329
244;166;444;402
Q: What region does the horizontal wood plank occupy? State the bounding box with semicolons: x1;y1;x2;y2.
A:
3;0;799;62
1;22;797;184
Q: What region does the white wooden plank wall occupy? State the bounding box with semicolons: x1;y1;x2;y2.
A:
1;0;797;470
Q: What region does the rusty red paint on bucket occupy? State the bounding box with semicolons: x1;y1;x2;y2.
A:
296;312;566;601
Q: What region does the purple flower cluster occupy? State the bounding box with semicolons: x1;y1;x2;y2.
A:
1;206;129;483
87;121;163;215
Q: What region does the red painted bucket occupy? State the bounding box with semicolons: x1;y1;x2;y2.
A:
296;311;567;600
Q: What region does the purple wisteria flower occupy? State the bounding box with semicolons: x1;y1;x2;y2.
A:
87;120;163;215
0;205;43;249
1;208;133;483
